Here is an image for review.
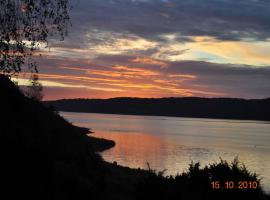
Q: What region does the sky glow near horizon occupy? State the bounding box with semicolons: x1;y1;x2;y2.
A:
18;0;270;100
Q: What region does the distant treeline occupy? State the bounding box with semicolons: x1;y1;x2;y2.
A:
45;97;270;121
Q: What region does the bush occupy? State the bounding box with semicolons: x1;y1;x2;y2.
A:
133;158;269;200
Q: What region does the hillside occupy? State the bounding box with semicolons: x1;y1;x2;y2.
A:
0;74;115;199
45;97;270;121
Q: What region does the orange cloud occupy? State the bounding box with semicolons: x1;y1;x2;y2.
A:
60;65;160;78
60;66;88;71
113;65;160;76
130;57;169;68
36;68;218;98
28;73;127;84
17;56;226;99
168;74;197;79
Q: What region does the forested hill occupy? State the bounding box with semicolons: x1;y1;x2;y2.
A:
45;97;270;121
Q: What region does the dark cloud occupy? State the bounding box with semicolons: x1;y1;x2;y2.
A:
166;61;270;98
66;0;270;45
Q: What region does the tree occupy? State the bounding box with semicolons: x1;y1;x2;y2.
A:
25;73;44;101
0;0;70;76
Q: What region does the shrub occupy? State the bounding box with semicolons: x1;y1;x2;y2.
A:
133;158;269;200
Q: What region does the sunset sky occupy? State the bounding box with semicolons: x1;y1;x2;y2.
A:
18;0;270;100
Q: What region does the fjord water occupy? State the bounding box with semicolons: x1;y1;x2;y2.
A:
61;112;270;192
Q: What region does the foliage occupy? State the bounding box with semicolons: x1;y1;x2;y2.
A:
134;158;269;200
0;0;70;75
25;73;44;101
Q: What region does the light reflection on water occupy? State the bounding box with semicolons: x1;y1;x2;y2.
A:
61;112;270;193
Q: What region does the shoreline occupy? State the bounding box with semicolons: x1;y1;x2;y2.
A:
60;110;270;123
85;128;270;195
45;97;270;122
87;134;116;152
75;125;116;152
91;134;270;195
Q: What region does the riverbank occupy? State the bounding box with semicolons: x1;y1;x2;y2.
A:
45;97;270;121
89;131;270;200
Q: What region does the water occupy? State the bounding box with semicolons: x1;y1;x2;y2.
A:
61;112;270;193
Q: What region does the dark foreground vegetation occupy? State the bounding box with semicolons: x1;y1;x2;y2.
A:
1;74;269;200
46;97;270;121
136;160;269;200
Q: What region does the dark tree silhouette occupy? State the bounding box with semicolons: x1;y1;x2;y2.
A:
25;73;44;101
0;0;70;76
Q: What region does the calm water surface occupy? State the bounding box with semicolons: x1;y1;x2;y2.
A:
61;112;270;192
